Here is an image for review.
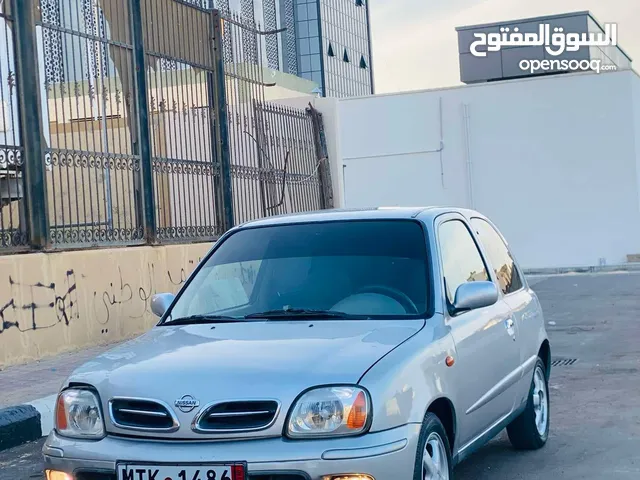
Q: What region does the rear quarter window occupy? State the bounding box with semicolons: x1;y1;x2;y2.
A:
470;218;524;295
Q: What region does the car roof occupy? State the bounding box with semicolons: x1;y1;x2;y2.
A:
238;206;486;228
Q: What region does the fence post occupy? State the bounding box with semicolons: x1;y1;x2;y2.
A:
212;10;235;231
129;0;156;243
12;0;49;248
308;104;334;209
253;100;268;217
206;72;224;232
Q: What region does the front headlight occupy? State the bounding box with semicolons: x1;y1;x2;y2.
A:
287;386;371;438
55;388;105;439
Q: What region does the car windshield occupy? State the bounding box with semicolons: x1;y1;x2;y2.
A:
167;220;430;322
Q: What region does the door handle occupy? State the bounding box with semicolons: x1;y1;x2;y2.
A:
505;318;516;341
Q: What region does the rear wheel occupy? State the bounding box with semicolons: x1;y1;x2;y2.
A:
507;358;549;450
414;412;453;480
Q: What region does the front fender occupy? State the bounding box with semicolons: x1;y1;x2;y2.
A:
359;315;458;433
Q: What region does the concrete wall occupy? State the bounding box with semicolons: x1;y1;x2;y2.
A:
338;70;640;269
0;243;212;368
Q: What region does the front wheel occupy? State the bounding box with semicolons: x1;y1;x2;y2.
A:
507;358;550;450
414;412;453;480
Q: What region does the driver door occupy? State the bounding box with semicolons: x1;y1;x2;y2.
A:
437;215;521;449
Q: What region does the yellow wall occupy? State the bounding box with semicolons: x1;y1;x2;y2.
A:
0;243;212;368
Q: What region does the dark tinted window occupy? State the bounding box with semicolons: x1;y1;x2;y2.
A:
439;220;490;304
471;218;524;295
170;220;430;319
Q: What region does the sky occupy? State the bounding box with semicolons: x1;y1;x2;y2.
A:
368;0;640;93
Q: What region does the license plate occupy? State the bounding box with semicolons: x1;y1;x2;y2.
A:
118;464;242;480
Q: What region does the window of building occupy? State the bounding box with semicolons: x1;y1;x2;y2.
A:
360;55;368;69
355;0;364;6
328;43;335;57
343;49;350;62
471;218;524;295
439;220;490;304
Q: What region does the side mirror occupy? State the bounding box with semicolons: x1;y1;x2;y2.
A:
151;293;176;318
452;281;498;313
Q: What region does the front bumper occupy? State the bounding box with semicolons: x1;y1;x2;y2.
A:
43;424;421;480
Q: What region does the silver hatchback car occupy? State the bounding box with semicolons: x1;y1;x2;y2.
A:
44;207;550;480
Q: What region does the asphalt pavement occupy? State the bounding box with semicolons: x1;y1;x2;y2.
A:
2;272;640;480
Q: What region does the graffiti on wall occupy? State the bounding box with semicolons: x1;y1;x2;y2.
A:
134;262;157;319
93;266;133;330
0;270;79;336
167;258;201;286
0;258;202;337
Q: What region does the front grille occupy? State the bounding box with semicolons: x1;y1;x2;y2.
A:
109;398;178;432
194;400;280;432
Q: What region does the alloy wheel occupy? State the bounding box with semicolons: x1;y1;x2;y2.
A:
423;431;449;480
532;365;549;436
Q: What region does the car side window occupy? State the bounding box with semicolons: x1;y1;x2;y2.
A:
439;219;490;305
471;218;524;295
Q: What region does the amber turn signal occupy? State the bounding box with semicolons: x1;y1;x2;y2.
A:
445;355;455;367
346;391;368;429
55;394;67;430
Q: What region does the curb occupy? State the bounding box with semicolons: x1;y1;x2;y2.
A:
0;394;56;452
0;405;42;451
523;263;640;275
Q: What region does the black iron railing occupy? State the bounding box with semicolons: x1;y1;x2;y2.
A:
0;0;332;253
0;5;28;250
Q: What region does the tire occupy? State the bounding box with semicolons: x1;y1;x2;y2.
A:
413;412;453;480
507;358;550;450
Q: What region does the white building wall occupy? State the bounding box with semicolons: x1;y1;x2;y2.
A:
632;73;640;219
336;70;640;269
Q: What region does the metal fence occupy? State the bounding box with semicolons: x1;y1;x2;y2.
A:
0;3;27;249
37;0;142;245
0;0;332;253
142;0;225;242
250;101;326;218
221;12;331;224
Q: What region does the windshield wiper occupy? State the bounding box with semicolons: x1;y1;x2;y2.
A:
166;314;246;326
244;308;371;320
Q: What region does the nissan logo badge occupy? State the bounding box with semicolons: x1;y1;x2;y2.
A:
175;394;200;413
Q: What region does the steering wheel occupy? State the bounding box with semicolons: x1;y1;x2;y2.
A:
355;285;419;314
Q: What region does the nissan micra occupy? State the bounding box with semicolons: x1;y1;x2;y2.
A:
44;207;550;480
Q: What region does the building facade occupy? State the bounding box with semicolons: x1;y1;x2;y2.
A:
31;0;373;99
294;0;374;97
215;0;374;97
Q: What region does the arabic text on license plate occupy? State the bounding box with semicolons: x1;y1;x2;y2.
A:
118;464;233;480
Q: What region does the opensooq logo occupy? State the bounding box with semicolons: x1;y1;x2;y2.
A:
469;23;618;57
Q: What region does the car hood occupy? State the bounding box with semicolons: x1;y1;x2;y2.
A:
68;319;424;438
